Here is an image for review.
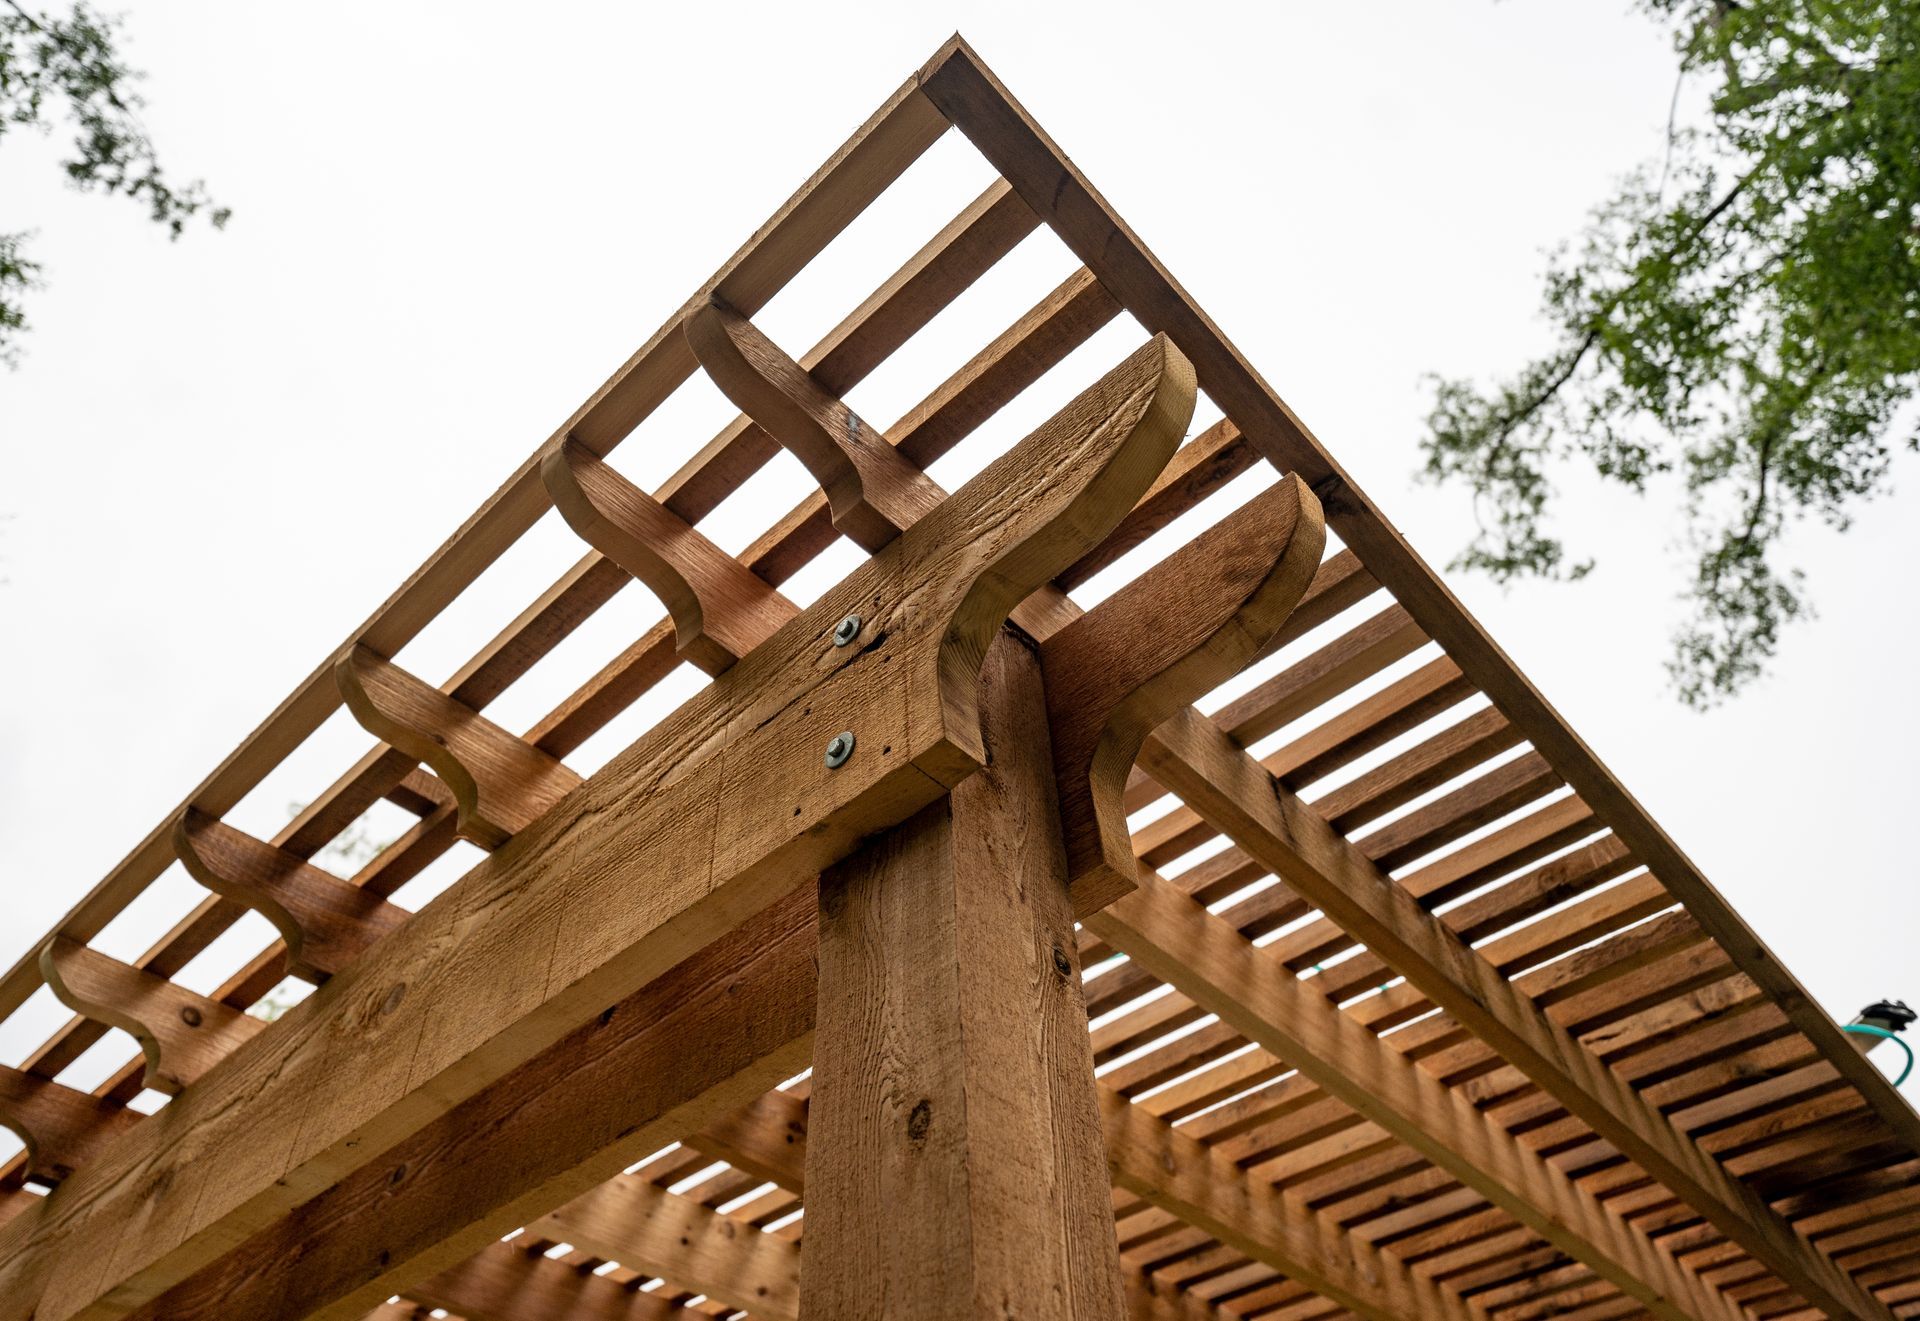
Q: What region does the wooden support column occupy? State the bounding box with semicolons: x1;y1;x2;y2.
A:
0;337;1191;1321
804;635;1125;1321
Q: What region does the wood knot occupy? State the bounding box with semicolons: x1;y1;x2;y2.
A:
907;1098;933;1143
1051;946;1073;979
179;1005;203;1028
381;982;407;1015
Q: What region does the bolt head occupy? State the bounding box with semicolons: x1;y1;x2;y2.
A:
824;730;856;768
832;614;862;647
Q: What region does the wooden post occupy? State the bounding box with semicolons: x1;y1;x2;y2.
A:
804;634;1124;1321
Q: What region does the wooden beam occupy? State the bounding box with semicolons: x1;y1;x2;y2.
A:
0;337;1192;1321
173;810;408;984
915;32;1904;1318
1042;476;1324;914
130;872;1452;1321
1130;703;1884;1319
1087;870;1742;1321
802;636;1127;1319
0;1070;140;1188
334;647;583;850
540;435;798;675
1100;1092;1469;1321
545;1176;800;1318
0;65;951;1046
409;1242;690;1321
38;939;261;1097
685;297;944;551
127;887;816;1321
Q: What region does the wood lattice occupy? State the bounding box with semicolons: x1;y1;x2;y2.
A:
0;35;1914;1321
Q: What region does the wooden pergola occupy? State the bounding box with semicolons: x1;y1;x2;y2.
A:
2;36;1915;1321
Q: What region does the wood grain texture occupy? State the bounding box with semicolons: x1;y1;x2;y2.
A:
334;646;583;849
1088;870;1744;1321
1041;475;1323;914
540;434;798;674
173;810;409;983
0;334;1188;1321
38;939;262;1098
0;1070;141;1187
918;33;1906;1317
1136;702;1883;1319
127;887;816;1321
545;1176;800;1318
686;296;945;551
804;636;1126;1321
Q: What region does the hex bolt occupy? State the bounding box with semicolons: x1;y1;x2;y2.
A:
832;614;862;647
824;730;856;769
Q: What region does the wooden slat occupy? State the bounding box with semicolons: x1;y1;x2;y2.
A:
1089;870;1741;1321
1130;701;1881;1318
334;646;582;849
0;68;950;1036
1101;1093;1470;1321
545;1177;800;1319
540;436;799;674
0;334;1189;1321
127;887;817;1321
38;939;262;1097
409;1242;692;1321
914;36;1916;1309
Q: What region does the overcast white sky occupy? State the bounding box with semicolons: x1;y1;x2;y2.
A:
2;0;1915;1095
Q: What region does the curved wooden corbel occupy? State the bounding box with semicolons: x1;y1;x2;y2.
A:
897;333;1198;782
334;645;584;850
540;435;797;674
0;1066;141;1186
690;332;1196;855
1039;475;1327;914
684;295;943;551
38;937;264;1096
173;808;410;983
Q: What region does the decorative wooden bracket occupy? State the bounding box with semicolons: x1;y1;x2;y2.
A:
0;1067;141;1186
173;808;410;983
540;435;798;674
334;646;584;850
38;937;264;1096
1040;475;1326;914
0;336;1195;1321
684;295;943;551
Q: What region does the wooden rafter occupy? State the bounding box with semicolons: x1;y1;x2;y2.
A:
1;33;1913;1321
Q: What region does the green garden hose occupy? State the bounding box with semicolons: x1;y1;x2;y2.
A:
1843;1024;1915;1088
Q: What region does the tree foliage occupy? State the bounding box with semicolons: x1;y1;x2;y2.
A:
1422;1;1919;705
1;1;226;365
